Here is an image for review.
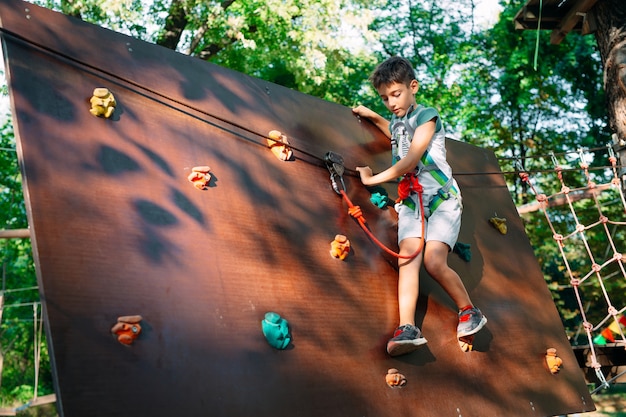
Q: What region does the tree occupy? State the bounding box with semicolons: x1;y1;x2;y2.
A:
593;0;626;141
37;0;381;104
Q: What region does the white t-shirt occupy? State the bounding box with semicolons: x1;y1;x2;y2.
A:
389;104;456;207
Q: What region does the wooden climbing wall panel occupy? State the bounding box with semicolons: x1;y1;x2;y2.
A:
0;1;594;415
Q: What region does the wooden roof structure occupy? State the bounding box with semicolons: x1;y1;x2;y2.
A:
514;0;600;44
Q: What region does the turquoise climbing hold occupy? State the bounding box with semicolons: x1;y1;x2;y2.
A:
370;192;391;209
261;312;291;349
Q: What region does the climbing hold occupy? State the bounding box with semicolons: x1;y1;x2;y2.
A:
267;130;293;161
545;348;563;374
453;242;472;262
489;217;507;234
111;315;143;345
385;368;407;388
89;87;117;118
370;191;392;209
188;166;212;190
261;312;291;349
330;234;351;260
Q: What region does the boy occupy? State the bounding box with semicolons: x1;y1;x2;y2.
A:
353;56;486;357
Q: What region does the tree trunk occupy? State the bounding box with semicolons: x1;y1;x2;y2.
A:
593;0;626;140
155;0;188;50
156;0;238;54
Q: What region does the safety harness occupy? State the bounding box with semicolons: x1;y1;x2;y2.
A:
391;114;459;216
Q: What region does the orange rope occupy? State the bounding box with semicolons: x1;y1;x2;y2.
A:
339;189;424;259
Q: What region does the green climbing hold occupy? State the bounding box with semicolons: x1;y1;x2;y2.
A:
261;312;291;349
453;242;472;262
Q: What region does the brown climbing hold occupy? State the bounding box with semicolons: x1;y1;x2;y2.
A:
267;130;293;161
188;166;211;190
330;234;350;260
545;348;563;374
111;315;143;345
489;217;507;234
89;87;116;118
385;368;407;388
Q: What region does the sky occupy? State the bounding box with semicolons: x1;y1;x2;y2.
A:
0;0;503;122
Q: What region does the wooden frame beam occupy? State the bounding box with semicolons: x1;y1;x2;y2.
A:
514;0;600;44
0;229;30;239
550;0;600;44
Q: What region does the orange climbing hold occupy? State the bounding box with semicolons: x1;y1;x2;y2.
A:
489;216;507;234
89;87;116;118
267;130;293;161
330;234;351;260
188;166;212;190
385;368;407;388
545;348;562;374
111;315;143;345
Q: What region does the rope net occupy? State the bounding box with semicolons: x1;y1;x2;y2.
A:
518;144;626;389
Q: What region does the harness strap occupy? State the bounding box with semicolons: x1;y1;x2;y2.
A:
416;150;459;213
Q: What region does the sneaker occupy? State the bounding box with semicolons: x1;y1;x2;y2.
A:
386;324;428;357
457;307;487;338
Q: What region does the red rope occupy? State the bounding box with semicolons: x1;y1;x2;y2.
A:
339;187;425;259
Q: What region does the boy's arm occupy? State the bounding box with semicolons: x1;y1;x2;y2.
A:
352;105;391;138
357;119;436;186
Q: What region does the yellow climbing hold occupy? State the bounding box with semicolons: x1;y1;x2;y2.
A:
545;348;562;374
89;87;116;118
489;217;507;234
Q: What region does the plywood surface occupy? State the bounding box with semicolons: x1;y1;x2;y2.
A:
1;1;593;415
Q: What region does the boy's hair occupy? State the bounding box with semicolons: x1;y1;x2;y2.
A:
369;56;417;89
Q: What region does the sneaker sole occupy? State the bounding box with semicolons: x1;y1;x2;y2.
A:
457;316;487;338
387;338;428;357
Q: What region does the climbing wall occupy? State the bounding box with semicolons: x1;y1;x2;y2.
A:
0;0;594;416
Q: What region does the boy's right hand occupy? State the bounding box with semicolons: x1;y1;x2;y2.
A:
352;105;378;120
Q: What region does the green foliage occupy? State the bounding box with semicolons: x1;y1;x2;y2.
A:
180;0;381;103
0;119;52;406
455;0;607;165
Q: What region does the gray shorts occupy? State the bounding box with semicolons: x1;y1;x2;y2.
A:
395;195;462;249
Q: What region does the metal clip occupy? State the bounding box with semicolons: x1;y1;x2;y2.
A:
324;151;346;194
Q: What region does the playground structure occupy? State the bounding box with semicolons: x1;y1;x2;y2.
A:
0;0;599;415
517;144;626;390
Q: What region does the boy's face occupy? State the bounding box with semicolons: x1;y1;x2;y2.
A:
376;80;419;118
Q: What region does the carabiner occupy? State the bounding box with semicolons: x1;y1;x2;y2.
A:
325;151;346;194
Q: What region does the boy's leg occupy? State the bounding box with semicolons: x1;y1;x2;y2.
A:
423;241;471;308
397;237;423;325
386;237;427;357
423;241;487;337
